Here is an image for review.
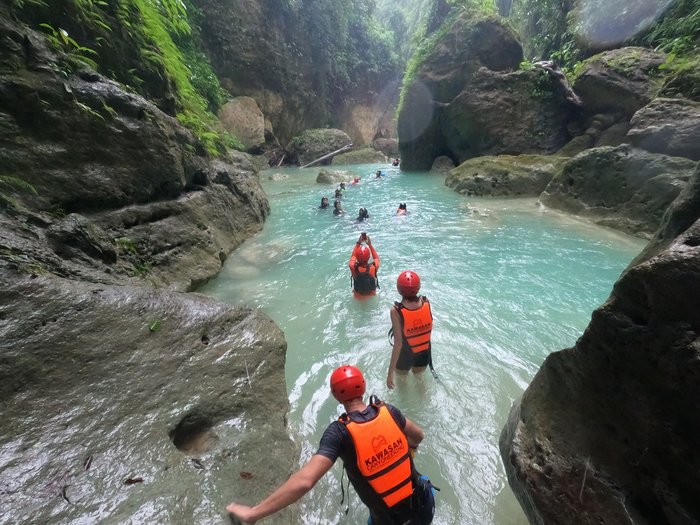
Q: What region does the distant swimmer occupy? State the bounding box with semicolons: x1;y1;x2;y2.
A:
351;176;361;185
356;207;369;222
335;188;343;199
225;365;437;525
319;196;329;209
349;232;379;298
396;203;408;215
333;200;345;216
387;271;436;389
392;158;400;166
375;170;382;178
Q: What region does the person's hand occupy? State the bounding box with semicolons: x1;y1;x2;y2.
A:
226;502;257;524
386;371;395;389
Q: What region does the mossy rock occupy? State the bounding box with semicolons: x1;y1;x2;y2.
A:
332;148;386;165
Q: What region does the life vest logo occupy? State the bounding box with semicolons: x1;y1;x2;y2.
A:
364;435;405;472
407;320;431;334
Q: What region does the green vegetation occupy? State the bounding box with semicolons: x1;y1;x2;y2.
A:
9;0;239;156
0;175;38;209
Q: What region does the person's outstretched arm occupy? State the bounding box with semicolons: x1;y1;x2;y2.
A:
387;307;402;389
368;242;379;270
226;454;334;524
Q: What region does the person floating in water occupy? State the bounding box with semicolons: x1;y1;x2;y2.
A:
226;365;437;525
349;232;379;297
333;200;345;216
351;176;361;185
392;158;400;166
340;181;347;191
356;207;369;222
396;203;408;215
387;271;435;389
375;170;382;178
319;196;329;209
335;188;343;200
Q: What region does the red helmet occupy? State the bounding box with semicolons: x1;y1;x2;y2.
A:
397;270;420;297
330;365;366;403
356;245;370;264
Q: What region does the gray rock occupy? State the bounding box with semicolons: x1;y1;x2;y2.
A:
540;145;696;237
501;164;700;525
628;98;700;161
446;155;567;197
431;156;456;172
332;148;386;165
218;97;266;152
373;138;400;157
47;213;117;264
0;273;298;525
316;169;354;184
573;47;665;118
285;129;352;166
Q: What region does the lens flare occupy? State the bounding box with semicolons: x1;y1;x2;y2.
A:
573;0;675;48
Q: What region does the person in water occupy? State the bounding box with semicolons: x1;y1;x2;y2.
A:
226;365;436;525
351;176;361;185
387;271;434;389
349;232;379;297
335;188;343;200
333;200;345;216
356;207;369;222
375;170;382;178
319;196;329;209
340;182;347;191
392;158;400;166
396;203;408;215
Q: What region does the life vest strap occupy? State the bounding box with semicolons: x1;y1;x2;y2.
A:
377;473;413;499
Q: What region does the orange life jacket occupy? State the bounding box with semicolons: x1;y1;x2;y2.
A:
341;403;414;508
395;297;432;354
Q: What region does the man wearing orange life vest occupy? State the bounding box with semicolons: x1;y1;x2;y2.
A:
226;365;436;525
349;232;380;297
387;271;434;389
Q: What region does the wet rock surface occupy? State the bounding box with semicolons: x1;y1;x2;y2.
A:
218;97;266;152
446;155;567;197
539;145;696;237
332;147;386;165
500;165;700;525
398;13;576;170
573;47;665;119
316;169;355;184
0;273;297;525
628;97;700;161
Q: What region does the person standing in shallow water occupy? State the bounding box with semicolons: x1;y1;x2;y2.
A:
349;232;379;297
319;196;329;209
387;271;434;389
226;365;436;525
333;200;345;216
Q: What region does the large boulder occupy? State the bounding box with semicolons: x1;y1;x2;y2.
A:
627;98;700;161
572;47;666;119
500;162;700;525
540;145;696;237
332;147;386;165
0;273;298;525
442;68;573;161
285;129;352;166
373;138;399;158
446;155;567;197
217;97;266;152
397;13;576;170
316;169;354;184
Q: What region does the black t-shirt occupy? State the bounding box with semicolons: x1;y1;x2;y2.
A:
316;403;415;524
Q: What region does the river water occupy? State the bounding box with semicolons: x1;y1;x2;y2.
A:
199;164;645;524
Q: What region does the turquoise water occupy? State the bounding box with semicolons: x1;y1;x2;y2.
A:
199;164;645;524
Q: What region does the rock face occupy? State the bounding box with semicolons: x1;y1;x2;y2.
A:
573;47;666;119
628;98;700;161
0;274;297;525
0;18;269;290
446;155;567;197
285;128;352;166
431;156;456;172
218;97;266;152
316;169;354;184
500;162;700;525
539;145;696;237
0;15;297;525
398;13;576;170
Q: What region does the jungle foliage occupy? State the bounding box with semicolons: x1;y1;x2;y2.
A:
8;0;239;156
